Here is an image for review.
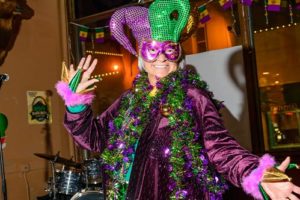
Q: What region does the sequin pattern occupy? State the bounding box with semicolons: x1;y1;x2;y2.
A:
149;0;191;42
109;6;151;56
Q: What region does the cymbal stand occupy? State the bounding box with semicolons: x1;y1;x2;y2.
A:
49;152;60;200
50;161;57;200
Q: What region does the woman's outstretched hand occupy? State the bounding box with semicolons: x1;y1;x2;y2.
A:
261;157;300;200
68;55;99;93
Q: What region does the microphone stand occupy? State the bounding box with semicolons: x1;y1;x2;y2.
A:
0;79;8;200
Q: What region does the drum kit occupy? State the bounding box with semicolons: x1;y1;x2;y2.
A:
34;153;105;200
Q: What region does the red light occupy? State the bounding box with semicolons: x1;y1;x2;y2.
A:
286;112;293;116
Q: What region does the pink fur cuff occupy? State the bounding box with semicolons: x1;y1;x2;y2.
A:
242;154;276;200
55;81;95;106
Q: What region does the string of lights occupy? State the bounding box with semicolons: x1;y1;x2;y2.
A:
253;22;298;34
86;50;123;57
91;71;120;79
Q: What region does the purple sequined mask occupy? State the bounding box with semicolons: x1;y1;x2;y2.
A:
140;40;181;62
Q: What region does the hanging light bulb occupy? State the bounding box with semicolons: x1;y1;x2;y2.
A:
113;64;119;71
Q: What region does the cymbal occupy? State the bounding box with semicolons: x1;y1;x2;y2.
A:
34;153;81;168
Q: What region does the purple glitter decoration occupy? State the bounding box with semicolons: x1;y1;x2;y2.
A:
110;6;151;56
107;144;114;150
167;164;173;172
215;176;219;183
103;164;115;171
123;157;129;163
163;147;171;157
108;120;115;131
115;140;126;150
184;161;192;169
167;179;176;191
175;190;188;199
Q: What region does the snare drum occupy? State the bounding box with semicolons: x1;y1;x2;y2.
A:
82;159;102;185
70;190;105;200
56;170;82;195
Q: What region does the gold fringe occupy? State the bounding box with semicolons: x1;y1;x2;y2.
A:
262;167;292;183
61;61;69;82
79;85;97;94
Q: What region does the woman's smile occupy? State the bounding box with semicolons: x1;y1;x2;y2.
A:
152;64;169;69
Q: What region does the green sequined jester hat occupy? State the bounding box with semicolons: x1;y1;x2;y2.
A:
109;0;191;56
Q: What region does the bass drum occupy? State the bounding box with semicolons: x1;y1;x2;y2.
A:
70;190;105;200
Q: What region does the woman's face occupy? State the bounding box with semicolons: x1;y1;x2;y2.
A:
140;40;181;82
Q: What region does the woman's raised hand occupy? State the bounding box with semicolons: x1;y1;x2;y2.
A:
261;157;300;200
69;55;99;93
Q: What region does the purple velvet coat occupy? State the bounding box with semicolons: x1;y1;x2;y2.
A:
64;87;260;200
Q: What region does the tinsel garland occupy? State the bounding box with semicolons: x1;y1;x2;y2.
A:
101;69;227;199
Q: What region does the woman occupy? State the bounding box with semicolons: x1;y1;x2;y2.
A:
56;0;300;199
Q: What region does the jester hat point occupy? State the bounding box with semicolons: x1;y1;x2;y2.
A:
109;0;191;56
